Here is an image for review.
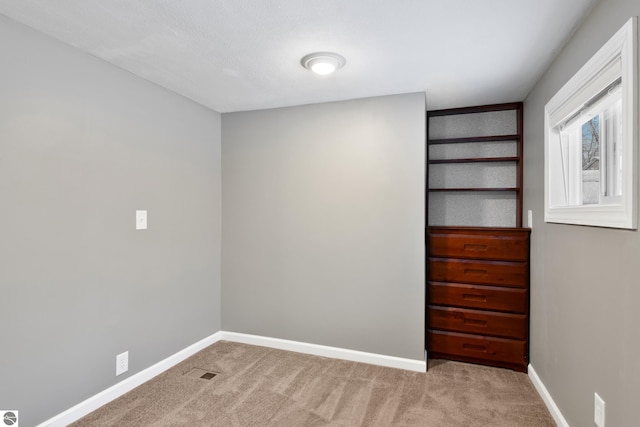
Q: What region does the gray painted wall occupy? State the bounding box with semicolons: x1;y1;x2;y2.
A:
221;93;425;360
524;1;640;425
0;16;222;426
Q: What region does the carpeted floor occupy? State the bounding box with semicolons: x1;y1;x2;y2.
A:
71;341;555;426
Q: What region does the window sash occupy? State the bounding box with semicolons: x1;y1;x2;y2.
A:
549;56;622;129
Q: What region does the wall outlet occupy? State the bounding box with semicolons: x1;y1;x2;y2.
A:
116;351;129;376
527;210;533;228
136;210;147;230
594;392;605;427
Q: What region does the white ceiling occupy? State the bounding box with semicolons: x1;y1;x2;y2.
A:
0;0;598;113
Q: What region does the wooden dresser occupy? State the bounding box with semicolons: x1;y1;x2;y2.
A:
427;226;531;372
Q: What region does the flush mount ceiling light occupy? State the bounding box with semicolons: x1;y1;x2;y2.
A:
301;52;346;75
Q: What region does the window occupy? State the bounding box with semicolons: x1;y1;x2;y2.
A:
557;79;622;207
545;18;638;229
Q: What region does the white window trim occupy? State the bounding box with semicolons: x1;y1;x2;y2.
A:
544;17;638;229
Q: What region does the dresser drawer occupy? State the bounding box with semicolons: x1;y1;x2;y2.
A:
428;282;528;313
428;306;527;339
428;330;527;367
428;258;527;288
428;228;529;261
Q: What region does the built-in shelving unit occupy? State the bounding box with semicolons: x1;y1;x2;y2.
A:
426;103;530;372
427;102;524;228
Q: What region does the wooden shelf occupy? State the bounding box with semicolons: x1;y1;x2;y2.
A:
427;103;523;117
428;187;519;193
428;134;518;145
429;156;519;165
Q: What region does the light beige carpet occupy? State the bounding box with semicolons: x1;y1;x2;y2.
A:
71;341;555;426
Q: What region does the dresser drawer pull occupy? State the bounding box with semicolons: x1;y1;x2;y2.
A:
463;318;487;327
464;268;488;276
462;293;487;302
462;343;487;353
463;243;488;252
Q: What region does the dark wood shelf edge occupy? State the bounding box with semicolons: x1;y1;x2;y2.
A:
428;188;520;192
427;226;531;232
429;156;519;164
428;134;519;145
428;102;523;117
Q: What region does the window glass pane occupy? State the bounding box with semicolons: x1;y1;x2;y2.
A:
582;116;600;205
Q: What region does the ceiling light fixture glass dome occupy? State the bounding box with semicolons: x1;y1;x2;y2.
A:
301;52;346;75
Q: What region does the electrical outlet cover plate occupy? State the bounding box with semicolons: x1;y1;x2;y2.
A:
594;392;605;427
116;351;129;376
136;210;147;230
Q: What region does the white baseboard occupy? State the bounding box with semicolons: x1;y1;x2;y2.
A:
528;363;570;427
221;331;427;372
37;332;223;427
39;331;425;426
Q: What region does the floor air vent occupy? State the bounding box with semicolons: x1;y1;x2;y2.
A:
184;367;218;380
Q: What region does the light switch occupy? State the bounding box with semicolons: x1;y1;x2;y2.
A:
527;210;533;228
136;210;147;230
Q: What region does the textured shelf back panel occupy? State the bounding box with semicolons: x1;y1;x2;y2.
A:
429;110;517;139
428;192;517;227
429;140;518;161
